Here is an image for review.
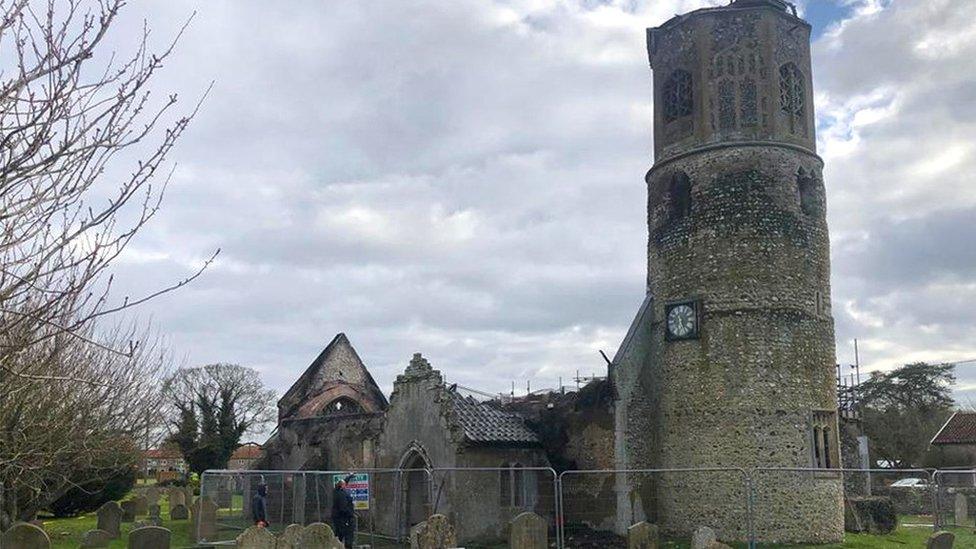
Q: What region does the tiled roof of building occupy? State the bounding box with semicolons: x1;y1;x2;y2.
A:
231;443;264;460
145;446;183;459
931;412;976;445
448;391;540;446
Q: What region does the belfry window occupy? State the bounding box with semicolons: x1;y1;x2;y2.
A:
669;172;692;221
500;462;526;508
780;63;805;133
811;411;838;469
797;168;817;215
663;70;693;123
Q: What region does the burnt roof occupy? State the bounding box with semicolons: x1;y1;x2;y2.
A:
448;391;540;446
931;412;976;445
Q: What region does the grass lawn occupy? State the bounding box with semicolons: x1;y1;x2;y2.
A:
38;493;193;549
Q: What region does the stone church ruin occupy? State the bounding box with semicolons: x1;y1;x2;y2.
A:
261;0;847;545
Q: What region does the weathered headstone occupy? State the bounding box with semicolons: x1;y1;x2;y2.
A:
235;525;276;548
128;526;170;549
927;531;955;549
168;487;186;508
690;526;716;549
96;501;123;538
303;522;344;549
120;500;138;522
955;493;968;525
415;514;456;549
184;486;196;507
409;521;427;549
132;494;148;516
276;524;305;548
0;522;51;549
145;486;161;506
80;529;112;548
191;496;218;542
510;511;547;549
169;503;189;520
627;521;659;549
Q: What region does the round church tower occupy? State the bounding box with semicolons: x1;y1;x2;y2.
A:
643;0;842;542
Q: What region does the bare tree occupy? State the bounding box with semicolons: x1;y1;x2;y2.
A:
163;364;277;474
0;0;214;526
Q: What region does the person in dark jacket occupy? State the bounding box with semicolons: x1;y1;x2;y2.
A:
331;475;356;548
252;483;269;527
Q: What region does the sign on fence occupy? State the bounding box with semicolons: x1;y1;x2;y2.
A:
333;473;370;510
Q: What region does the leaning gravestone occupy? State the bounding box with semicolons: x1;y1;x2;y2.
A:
120;500;137;522
96;501;123;538
415;514;456;549
409;521;427;549
236;525;277;548
80;529;112;548
169;503;189;520
168;487;186;508
955;493;968;525
510;511;547;549
690;526;716;549
303;522;344;549
0;522;51;549
132;494;148;516
128;526;170;549
191;496;218;542
145;486;161;506
927;531;955;549
628;521;659;549
277;524;305;548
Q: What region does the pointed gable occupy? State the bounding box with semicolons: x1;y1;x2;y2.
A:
278;333;388;420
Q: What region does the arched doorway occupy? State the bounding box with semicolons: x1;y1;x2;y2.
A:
396;443;432;537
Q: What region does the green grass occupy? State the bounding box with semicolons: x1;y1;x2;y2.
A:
38;494;193;549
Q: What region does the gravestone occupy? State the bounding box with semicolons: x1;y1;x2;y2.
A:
191;496;218;542
120;500;138;522
927;531;955;549
184;486;196;507
169;503;189;520
132;495;148;516
303;522;344;549
127;526;170;549
235;525;276;548
168;487;186;508
96;501;123;538
277;524;304;548
415;514;456;549
0;522;51;549
145;486;161;506
409;521;427;549
80;529;112;548
690;526;716;549
510;511;547;549
628;521;659;549
955;493;968;525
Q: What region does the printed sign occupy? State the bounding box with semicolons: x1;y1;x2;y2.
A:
333;473;370;510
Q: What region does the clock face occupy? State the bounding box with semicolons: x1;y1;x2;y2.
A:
666;301;699;340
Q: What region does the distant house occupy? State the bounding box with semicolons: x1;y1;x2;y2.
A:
931;411;976;449
229;442;264;470
144;445;187;474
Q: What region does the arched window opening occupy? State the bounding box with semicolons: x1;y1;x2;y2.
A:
663;70;693;123
500;462;526;508
324;397;363;415
797;168;817;215
780;63;805;134
669;172;692;221
811;411;838;469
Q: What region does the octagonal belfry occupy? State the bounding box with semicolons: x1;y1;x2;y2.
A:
612;0;843;543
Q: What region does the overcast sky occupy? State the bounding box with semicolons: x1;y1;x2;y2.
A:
97;0;976;408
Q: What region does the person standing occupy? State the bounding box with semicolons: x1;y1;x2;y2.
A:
331;475;356;548
252;483;269;527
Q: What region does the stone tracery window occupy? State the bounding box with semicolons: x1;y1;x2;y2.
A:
324;397;362;415
663;69;693;123
500;462;526;508
780;63;805;133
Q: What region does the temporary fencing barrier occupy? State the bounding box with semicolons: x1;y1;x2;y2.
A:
195;465;976;548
